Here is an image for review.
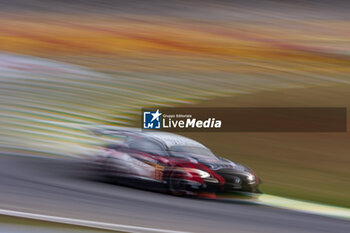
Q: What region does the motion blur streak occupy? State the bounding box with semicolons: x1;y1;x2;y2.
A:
0;1;350;232
0;53;232;157
1;0;350;157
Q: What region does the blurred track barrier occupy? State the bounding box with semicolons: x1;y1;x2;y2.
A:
0;52;350;158
0;52;244;158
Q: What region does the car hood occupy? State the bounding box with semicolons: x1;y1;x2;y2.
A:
176;153;250;173
200;157;249;172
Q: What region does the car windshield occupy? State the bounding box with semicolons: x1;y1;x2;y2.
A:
169;146;216;158
128;139;168;156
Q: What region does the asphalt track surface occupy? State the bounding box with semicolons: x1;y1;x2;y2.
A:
0;154;349;233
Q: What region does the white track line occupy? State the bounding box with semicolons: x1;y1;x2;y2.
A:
219;194;350;220
257;194;350;220
0;208;190;233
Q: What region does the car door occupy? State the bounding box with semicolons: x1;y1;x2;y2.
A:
127;139;166;181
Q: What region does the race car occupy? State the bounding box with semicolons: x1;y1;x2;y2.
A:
90;127;261;196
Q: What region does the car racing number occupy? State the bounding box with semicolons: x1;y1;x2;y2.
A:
131;153;164;181
154;164;164;181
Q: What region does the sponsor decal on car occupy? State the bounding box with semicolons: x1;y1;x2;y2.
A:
154;164;164;181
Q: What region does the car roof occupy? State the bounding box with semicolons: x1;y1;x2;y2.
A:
142;131;207;149
91;126;207;149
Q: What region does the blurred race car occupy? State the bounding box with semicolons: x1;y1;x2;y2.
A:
90;127;261;196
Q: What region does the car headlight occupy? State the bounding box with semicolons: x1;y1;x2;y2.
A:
188;169;210;178
247;174;255;182
197;170;210;179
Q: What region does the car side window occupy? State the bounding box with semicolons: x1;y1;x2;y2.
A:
128;139;166;156
106;144;121;150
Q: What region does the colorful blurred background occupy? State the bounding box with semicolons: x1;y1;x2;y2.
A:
0;0;350;208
